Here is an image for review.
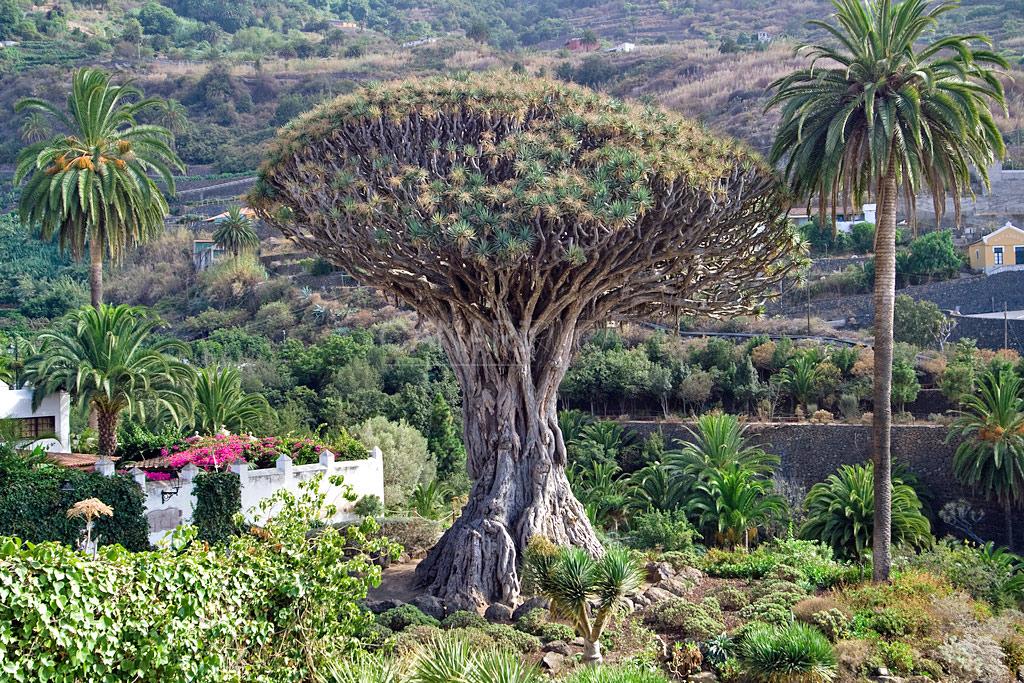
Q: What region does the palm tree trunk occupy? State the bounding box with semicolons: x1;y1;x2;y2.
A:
89;236;103;309
872;169;898;583
1006;497;1015;550
97;408;120;457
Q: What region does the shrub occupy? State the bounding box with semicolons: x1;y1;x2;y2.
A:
702;539;849;590
738;623;837;683
903;540;1024;609
561;663;671;683
376;604;439;632
353;416;434;505
537;621;577;643
353;494;384;518
811;609;852;642
0;474;398;682
867;639;914;676
627;509;699;552
377;517;442;554
644;597;725;640
192;471;241;544
601;619;664;665
0;453;148;551
708;584;750;611
442;610;488;630
481;624;542;653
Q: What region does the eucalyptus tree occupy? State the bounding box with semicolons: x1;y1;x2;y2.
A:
768;0;1007;580
22;305;191;456
251;75;799;608
15;68;184;308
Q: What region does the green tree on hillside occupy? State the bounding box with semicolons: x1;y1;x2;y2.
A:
213;207;260;256
192;366;270;435
15;68;184;308
769;0;1007;581
22;305;191;456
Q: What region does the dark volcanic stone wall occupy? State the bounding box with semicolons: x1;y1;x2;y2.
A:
623;421;1022;550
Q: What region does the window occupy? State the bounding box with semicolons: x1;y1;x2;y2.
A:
14;416;55;440
1015;246;1024;264
994;246;1004;265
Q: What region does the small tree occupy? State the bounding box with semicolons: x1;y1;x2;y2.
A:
523;538;643;665
893;295;951;349
252;75;798;607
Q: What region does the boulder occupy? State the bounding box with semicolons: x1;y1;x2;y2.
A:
646;561;675;583
411;594;446;621
686;673;718;683
484;602;514;623
541;652;565;673
363;599;403;614
661;577;694;597
643;586;675;604
543;641;573;656
512;596;549;622
676;566;704;583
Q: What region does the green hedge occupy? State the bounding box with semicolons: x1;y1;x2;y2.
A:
0;450;148;551
193;472;241;544
0;475;401;682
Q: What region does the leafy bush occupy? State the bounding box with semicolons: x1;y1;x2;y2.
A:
514;607;576;643
903;540;1024;609
192;471;241;543
354;416;434;506
738;623;837;683
708;584;750;611
376;604;440;632
354;494;384;518
442;610;488;630
480;623;542;653
701;539;851;589
0;451;148;551
644;597;725;640
627;509;699;552
0;474;398;682
376;517;443;553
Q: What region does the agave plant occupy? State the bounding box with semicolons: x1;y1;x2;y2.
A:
738;622;836;683
523;539;644;666
800;462;931;561
948;369;1024;548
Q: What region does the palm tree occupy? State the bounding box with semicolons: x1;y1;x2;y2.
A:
192;366;269;435
776;351;823;413
15;68;184;308
22;305;192;456
689;465;785;550
154;98;189;136
768;0;1007;581
669;412;779;479
19;112;51;143
948;369;1024;548
213;207;260;256
523;539;643;666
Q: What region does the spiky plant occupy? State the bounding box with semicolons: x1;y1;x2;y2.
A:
213;207;260;256
768;0;1007;582
252;74;800;607
948;369;1024;548
669;413;779;479
800;462;932;561
192;366;270;435
523;539;644;665
22;304;191;456
15;68;184;307
688;465;785;550
738;623;837;683
776;352;823;412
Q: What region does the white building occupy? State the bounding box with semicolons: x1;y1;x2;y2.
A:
0;383;72;453
605;42;636;53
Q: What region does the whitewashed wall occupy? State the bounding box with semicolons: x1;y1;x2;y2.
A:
0;384;71;453
110;448;385;546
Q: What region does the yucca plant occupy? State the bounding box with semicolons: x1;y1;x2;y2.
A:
800;462;931;561
738;623;837;683
948;369;1024;548
768;0;1007;582
252;74;800;607
213;207;261;256
15;68;183;307
561;664;671;683
523;539;644;665
191;366;270;435
22;304;191;456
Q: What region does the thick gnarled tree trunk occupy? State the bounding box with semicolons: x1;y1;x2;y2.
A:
415;314;602;609
871;169;897;582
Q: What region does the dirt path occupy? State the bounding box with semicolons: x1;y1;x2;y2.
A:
368;559;423;603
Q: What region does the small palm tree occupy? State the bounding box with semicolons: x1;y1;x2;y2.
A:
19;111;50;143
155;98;189;135
801;462;931;561
192;366;270;435
669;413;779;479
768;0;1007;582
22;305;192;456
15;68;184;308
626;460;688;513
524;539;644;666
213;207;260;257
689;465;785;550
776;352;822;413
948;369;1024;548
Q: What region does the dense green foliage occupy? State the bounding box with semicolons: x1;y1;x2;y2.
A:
737;622;837;683
0;445;149;551
192;471;241;543
0;213;87;322
0;475;398;683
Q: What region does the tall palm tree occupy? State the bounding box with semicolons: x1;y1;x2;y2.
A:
213;207;260;256
948;369;1024;548
768;0;1007;581
15;68;184;308
22;305;192;456
192;366;270;435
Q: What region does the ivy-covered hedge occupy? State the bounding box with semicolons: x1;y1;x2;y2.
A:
193;471;241;544
0;475;400;683
0;450;148;551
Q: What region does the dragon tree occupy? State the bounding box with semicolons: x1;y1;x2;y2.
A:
251;75;799;609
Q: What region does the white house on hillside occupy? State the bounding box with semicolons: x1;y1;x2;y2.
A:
0;383;72;453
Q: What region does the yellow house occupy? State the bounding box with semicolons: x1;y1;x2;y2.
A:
967;222;1024;274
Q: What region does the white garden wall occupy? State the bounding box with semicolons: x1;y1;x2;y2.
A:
100;448;384;546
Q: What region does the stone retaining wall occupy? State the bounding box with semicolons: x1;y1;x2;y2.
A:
622;421;1020;550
